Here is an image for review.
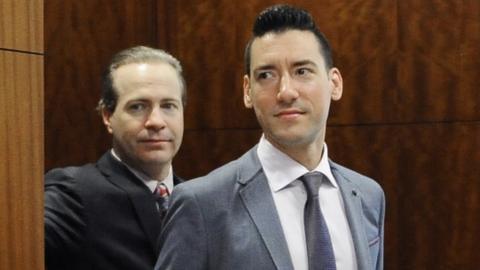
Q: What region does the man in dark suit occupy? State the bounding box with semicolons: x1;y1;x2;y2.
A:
45;46;186;270
156;5;385;270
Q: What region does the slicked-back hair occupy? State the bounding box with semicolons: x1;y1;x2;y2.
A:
99;46;186;113
244;4;333;76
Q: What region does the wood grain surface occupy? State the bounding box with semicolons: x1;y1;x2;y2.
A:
0;1;44;269
0;0;43;52
0;52;44;269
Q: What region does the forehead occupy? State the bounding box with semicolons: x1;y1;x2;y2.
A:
112;62;182;100
250;30;325;67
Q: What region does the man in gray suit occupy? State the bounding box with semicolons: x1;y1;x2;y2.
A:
155;4;385;270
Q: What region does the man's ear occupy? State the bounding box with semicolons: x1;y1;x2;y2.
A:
243;75;253;108
101;107;114;134
329;68;343;101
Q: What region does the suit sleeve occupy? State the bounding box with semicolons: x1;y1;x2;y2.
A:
155;184;208;270
377;188;386;270
44;168;86;268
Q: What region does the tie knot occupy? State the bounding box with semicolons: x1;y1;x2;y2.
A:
300;172;324;198
154;182;170;198
154;182;170;215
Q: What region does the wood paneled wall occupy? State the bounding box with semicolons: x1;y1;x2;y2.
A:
45;0;161;168
45;0;480;269
0;0;44;269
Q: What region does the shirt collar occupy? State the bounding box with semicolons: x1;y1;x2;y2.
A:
257;135;338;192
110;149;174;193
314;143;337;188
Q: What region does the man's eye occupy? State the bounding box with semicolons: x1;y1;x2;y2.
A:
161;103;178;110
296;68;311;76
257;71;273;80
128;103;146;111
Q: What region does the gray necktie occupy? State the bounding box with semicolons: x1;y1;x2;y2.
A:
300;172;337;270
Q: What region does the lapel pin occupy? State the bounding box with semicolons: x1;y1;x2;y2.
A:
352;190;357;196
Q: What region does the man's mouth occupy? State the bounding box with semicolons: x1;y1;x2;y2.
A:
138;138;172;146
274;108;304;118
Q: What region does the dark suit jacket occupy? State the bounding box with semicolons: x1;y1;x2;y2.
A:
45;151;182;270
156;146;385;270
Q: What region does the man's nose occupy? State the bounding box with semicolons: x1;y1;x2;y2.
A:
277;74;299;103
144;107;166;129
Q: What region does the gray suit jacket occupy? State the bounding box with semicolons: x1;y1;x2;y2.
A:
156;146;385;270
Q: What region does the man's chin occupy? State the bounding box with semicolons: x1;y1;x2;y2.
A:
134;150;172;163
269;132;317;147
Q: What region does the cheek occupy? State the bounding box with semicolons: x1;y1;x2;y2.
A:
112;119;142;138
307;85;330;102
250;98;270;122
117;129;137;148
252;91;275;108
169;114;184;132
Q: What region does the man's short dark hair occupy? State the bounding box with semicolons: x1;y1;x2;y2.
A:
99;46;186;113
244;4;333;75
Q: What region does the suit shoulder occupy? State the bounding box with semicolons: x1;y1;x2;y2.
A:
331;161;384;195
45;165;81;180
45;164;88;194
173;158;244;197
44;163;102;191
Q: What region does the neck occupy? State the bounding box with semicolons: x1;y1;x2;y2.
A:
138;163;170;180
267;136;325;171
113;149;171;180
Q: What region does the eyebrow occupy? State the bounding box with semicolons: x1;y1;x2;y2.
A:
160;98;181;103
252;64;276;73
292;60;318;68
253;60;318;73
125;97;181;104
126;98;149;104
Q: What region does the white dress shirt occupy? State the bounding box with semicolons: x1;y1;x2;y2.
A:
110;149;174;194
257;136;357;270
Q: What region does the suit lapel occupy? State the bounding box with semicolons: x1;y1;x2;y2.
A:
331;162;372;270
97;152;162;252
238;148;294;270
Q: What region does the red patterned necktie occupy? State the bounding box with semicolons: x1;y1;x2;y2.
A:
153;182;170;216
